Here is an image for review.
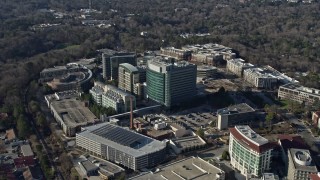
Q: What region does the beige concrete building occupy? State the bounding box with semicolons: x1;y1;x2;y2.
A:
118;63;146;99
278;83;320;104
45;91;99;136
217;103;256;130
243;67;278;89
287;148;318;180
226;58;254;77
130;156;225;180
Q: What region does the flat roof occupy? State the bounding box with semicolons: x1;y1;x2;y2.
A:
80;160;98;172
228;58;254;68
77;122;166;157
289;148;318;172
171;135;206;149
217;103;255;115
280;83;320;96
5;129;16;140
51;98;99;128
229;126;274;153
130;156;224;180
20;144;34;157
197;65;218;71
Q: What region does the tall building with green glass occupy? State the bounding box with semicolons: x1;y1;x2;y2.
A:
146;57;196;107
229;126;274;178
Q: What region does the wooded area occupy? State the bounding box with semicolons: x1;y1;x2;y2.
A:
0;0;319;109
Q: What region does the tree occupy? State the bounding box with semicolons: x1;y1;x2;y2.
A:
17;115;30;139
221;150;230;160
265;112;274;129
196;128;205;139
218;86;226;94
36;113;46;128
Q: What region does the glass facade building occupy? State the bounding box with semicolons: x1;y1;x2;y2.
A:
229;126;273;177
146;58;196;107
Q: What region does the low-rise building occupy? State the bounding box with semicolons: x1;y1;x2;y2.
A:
130;156;225;180
39;63;93;91
226;58;254;77
243;67;278;89
217;103;256;130
79;160;99;176
20;144;34;157
169;135;206;154
278;83;320;105
45;91;99;137
287;148;318;180
160;47;192;60
229;126;274;177
197;65;218;78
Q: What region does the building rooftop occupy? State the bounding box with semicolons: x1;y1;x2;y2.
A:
148;57;195;68
90;85;104;95
289;148;318;172
217;103;255;115
171;135;206;149
197;65;218;71
229;126;274;153
280;83;320;96
119;63;138;72
51;98;99;128
20;144;34;157
278;135;308;153
244;67;278;79
129;156;224;180
228;58;254;68
262;173;280;180
79;160;99;172
182;43;233;53
77;122;167;157
5;129;16;141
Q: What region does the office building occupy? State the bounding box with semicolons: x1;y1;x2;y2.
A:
130;156;225;180
76;122;167;170
278;83;320;105
227;58;255;77
217;103;256;130
45;91;99;137
229;126;274;177
39;63;93;91
183;43;236;63
102;51;136;80
90;82;136;113
146;57;197;107
118;63;146;99
243;67;278;89
197;65;218;77
160;47;192;60
287;148;318;180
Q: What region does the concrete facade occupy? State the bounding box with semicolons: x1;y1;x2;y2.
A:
226;58;254;77
278;83;320;104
